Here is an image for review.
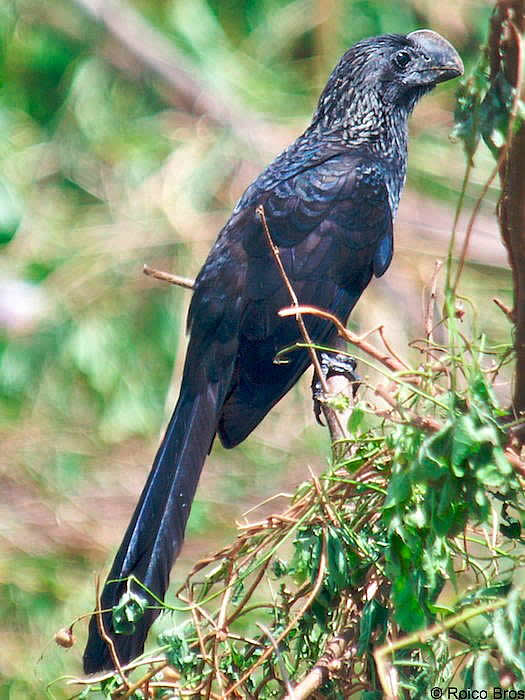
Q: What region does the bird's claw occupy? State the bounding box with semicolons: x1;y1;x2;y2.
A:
312;352;360;425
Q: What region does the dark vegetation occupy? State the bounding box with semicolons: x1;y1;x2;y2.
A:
0;1;523;697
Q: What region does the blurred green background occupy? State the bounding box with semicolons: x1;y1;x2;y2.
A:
0;0;513;696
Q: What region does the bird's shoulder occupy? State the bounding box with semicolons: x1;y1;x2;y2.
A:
237;146;393;262
189;142;393;332
235;133;390;211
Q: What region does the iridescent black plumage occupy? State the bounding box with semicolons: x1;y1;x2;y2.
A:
83;30;462;673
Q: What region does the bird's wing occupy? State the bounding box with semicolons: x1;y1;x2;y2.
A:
216;151;394;447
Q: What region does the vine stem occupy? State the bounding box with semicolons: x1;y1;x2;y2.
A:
374;596;515;698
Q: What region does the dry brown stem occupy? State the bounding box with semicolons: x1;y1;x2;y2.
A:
223;537;328;698
489;1;525;441
94;575;129;690
256;205;350;442
284;625;359;700
143;264;195;290
493;297;515;322
278;305;417;381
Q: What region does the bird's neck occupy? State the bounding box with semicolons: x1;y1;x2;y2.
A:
368;106;410;217
310;89;413;216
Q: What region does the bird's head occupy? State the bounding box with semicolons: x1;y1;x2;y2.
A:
380;30;464;98
314;30;463;127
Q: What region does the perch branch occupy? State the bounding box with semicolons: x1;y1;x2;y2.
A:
143;264;195;290
256;204;349;442
256;206;329;397
278;305;413;379
284;626;358;700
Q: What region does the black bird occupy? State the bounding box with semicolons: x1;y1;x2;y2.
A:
84;30;463;673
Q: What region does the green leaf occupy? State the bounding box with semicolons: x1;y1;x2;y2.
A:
460;581;512;606
159;629;198;673
357;599;388;654
474;457;506;488
493;607;525;676
451;414;480;474
462;657;475;688
326;526;348;593
428;603;456;615
384;470;411;508
112;591;147;636
272;558;288;578
348;404;365;433
418;424;452;476
493;446;513;476
500;518;522;539
453;50;490;163
392;574;425;632
434;481;466;536
474;488;488;510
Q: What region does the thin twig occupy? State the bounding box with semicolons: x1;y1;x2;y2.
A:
94;575;130;689
452;18;524;296
223;535;327;697
425;260;443;341
68;656;168;685
493;296;515;322
257;623;296;698
122;660;169;698
213;561;235;695
374;385;442;433
309;467;340;528
278;305;413;379
377;325;411;371
256;205;329;396
143;264;195;289
226;558;272;627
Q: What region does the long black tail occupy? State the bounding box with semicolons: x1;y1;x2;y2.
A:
83;385;219;674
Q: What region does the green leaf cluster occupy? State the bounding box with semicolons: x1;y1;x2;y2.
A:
453;41;525;163
384;374;518;634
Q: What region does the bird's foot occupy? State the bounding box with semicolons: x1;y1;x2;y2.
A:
312;352;360;425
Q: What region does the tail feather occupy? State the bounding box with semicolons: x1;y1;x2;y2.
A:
83;387;218;674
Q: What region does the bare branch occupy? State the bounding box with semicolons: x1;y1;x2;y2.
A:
285;626;358;700
94;575;129;689
143;264;195;290
489;2;525;440
278;305;415;380
256;205;349;442
493;296;515;322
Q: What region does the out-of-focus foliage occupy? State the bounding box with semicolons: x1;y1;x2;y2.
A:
0;0;510;697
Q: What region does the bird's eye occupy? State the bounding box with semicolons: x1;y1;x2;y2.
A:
393;50;411;70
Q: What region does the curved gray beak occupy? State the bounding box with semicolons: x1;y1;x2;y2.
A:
408;29;464;84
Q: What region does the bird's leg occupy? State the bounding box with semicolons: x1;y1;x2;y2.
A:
311;347;360;427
